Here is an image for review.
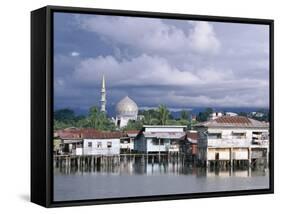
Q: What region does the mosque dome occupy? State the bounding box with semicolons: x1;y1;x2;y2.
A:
116;96;138;117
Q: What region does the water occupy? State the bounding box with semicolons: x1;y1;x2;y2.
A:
53;157;269;201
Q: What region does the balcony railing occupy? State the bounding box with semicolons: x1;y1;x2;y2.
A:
207;139;250;147
206;138;269;148
252;139;269;146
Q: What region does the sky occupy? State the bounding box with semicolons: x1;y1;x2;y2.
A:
54;12;270;113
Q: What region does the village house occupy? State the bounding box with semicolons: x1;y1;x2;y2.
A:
134;125;186;154
120;130;139;153
180;130;198;162
57;128;123;156
194;116;269;167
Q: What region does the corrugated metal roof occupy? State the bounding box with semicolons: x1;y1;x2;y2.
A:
195;116;269;128
125;130;140;137
143;132;185;139
143;125;186;128
57;128;124;139
186;131;198;141
179;131;198;142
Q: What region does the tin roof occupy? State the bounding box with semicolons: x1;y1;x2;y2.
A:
57;128;124;139
124;130;140;137
195;116;269;128
186;131;198;141
142;132;186;139
179;131;198;143
143;125;186;128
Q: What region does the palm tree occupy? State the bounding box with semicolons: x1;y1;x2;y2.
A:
87;106;106;129
143;110;153;125
157;104;170;125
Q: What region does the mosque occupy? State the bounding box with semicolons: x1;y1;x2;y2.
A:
100;75;139;128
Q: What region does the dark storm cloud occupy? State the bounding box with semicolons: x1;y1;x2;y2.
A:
53;13;269;111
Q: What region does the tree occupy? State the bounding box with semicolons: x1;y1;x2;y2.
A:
180;110;190;120
53;106;116;131
87;106;102;128
205;107;213;115
142;110;153;125
166;119;181;125
123;119;143;131
157;104;170;125
53;120;70;130
87;106;116;130
196;107;213;122
75;117;90;128
188;120;198;130
54;108;76;123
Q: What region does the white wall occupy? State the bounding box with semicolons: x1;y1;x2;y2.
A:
1;0;280;214
206;127;269;147
208;148;230;160
207;148;250;161
146;138;170;152
83;139;120;155
116;115;138;128
120;139;134;150
233;149;249;160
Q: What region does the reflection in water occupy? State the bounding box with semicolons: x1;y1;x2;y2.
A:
54;155;269;201
54;155;268;178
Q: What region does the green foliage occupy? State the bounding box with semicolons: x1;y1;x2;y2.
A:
54;105;197;131
81;107;116;130
54;108;76;122
188;120;198;130
157;104;170;125
196;107;213;122
54;120;71;130
138;106;191;128
122;120;143;131
53;106;116;131
53;108;86;130
180;110;190;120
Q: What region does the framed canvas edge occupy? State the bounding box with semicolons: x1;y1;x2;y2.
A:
31;5;274;208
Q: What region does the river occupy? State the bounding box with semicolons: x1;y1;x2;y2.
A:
53;157;269;201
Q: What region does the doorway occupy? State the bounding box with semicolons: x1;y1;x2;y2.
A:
215;152;220;161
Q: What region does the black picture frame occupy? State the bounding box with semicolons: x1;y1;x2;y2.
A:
31;5;274;208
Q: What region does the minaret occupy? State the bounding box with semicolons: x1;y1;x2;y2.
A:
100;74;106;113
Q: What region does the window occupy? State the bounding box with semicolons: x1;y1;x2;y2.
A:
151;138;158;145
88;142;92;147
107;142;112;148
97;142;102;148
151;138;164;145
252;132;268;144
232;132;246;139
208;133;222;139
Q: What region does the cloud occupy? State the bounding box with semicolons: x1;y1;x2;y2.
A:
188;22;220;54
54;53;269;108
77;15;220;55
70;51;80;57
72;54;217;87
53;13;270;110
